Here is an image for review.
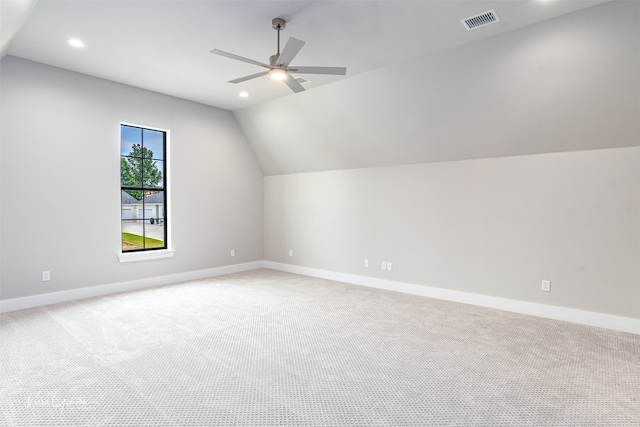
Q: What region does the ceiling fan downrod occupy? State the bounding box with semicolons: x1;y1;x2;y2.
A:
271;18;286;67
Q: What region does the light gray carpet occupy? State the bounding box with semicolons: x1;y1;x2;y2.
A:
1;269;639;426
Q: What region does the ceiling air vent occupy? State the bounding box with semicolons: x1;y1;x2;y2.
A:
461;9;500;31
294;76;310;85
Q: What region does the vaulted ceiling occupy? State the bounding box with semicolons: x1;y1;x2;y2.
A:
2;1;638;176
3;0;608;111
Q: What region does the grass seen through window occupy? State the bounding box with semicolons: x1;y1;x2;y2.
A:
121;232;165;250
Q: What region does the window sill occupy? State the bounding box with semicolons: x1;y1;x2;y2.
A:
118;249;176;263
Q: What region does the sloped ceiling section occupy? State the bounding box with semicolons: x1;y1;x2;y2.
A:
4;0;609;111
0;0;37;59
234;1;640;176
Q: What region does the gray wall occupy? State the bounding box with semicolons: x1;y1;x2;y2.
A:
250;1;640;320
265;147;640;319
0;57;264;300
1;1;638;322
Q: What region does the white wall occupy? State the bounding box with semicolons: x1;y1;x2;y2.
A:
0;57;264;300
265;147;640;319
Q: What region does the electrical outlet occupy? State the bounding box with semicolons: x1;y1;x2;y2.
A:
387;262;393;271
364;259;369;268
230;249;235;257
289;249;293;257
42;271;50;282
381;261;387;270
541;280;551;292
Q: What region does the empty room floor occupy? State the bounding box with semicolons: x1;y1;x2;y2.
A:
1;269;639;426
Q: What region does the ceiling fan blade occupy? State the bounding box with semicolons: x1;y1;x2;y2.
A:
276;37;306;66
228;71;270;84
210;49;271;69
288;66;347;76
284;75;305;93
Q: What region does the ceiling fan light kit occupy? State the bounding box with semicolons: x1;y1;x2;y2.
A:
269;69;287;80
210;17;347;93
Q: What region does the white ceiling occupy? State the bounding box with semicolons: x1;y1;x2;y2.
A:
3;0;609;111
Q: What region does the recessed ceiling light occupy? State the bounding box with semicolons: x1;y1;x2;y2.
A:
239;91;249;98
67;39;85;48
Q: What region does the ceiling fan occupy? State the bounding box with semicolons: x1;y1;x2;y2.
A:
210;18;347;93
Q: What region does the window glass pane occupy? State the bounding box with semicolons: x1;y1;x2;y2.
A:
142;190;165;221
121;220;145;252
143;129;164;160
149;223;166;248
121;189;141;212
120;156;143;188
142;159;163;189
143;191;165;247
120;126;142;156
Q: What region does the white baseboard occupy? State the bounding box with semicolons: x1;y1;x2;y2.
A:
264;261;640;335
4;260;638;335
0;261;264;313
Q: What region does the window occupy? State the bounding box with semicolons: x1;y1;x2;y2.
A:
120;124;167;252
